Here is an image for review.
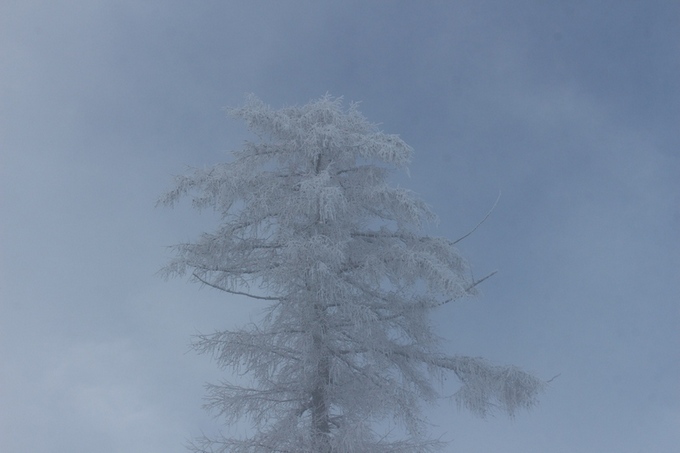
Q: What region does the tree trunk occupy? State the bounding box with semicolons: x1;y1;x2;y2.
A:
311;347;331;453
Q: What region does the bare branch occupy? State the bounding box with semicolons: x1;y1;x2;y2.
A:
546;373;561;383
453;191;501;244
192;272;280;301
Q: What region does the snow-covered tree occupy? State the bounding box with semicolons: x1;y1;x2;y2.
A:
159;95;543;452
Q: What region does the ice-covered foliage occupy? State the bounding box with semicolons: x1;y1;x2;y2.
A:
159;95;543;452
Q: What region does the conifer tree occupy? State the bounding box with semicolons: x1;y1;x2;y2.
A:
160;95;543;452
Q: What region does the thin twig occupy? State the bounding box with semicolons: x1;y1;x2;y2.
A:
192;273;280;301
453;191;501;244
546;373;561;384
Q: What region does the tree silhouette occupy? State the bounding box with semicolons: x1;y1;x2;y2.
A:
160;95;543;452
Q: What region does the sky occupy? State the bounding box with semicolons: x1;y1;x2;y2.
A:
1;1;679;452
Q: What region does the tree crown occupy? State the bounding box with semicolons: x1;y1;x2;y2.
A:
160;95;543;453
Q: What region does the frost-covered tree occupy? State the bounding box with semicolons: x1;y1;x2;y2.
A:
159;95;543;452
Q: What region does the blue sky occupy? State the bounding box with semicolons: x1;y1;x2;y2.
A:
1;1;678;452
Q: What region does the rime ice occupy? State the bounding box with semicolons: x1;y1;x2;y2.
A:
160;95;543;452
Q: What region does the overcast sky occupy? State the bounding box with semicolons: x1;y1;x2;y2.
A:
1;1;679;452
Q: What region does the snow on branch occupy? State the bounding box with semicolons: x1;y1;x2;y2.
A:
432;356;545;418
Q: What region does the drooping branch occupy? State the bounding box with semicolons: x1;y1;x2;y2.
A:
431;355;545;418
